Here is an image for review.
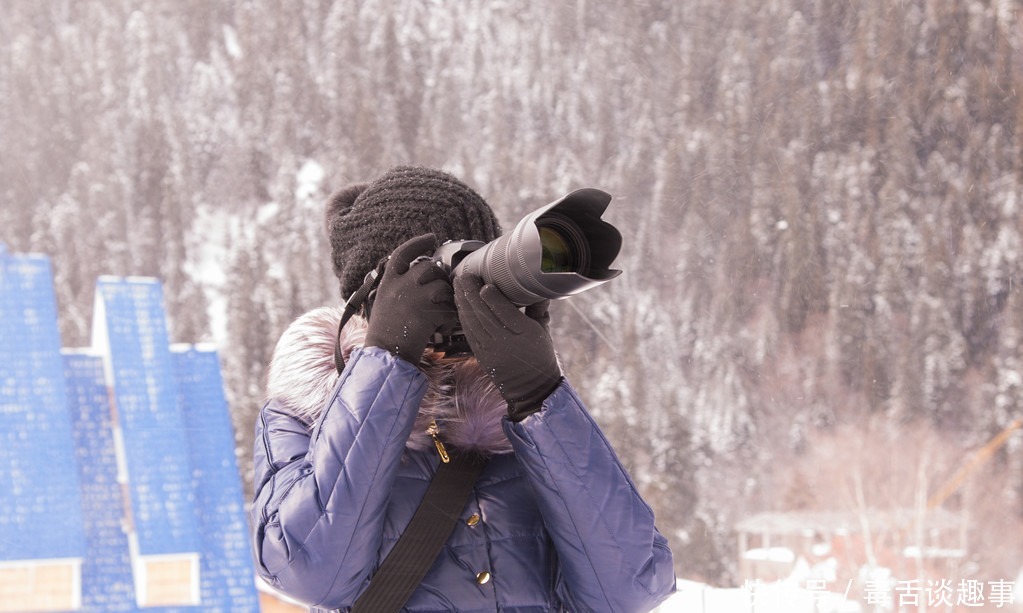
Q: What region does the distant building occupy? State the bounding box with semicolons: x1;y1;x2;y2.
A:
0;246;259;611
735;508;964;587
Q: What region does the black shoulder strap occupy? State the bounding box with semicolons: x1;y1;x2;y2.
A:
351;453;486;613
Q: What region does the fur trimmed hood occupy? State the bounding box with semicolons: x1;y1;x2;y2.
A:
265;306;513;455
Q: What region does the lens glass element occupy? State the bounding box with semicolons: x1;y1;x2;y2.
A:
539;226;576;273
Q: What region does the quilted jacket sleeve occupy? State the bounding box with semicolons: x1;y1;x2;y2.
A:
503;379;676;613
251;346;426;608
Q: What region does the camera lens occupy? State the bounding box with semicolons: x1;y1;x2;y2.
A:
539;227;574;272
537;214;589;274
453;188;620;306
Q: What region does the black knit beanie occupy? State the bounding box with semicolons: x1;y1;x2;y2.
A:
326;166;502;300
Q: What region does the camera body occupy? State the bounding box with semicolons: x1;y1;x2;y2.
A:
422;240;485;355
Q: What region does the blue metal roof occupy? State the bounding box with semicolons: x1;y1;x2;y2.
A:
0;251;87;561
93;278;200;557
173;345;260;611
64;351;138;612
1;255;259;610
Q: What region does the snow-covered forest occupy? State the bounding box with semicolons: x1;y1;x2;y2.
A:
3;0;1022;588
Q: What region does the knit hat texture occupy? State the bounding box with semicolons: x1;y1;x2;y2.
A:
326;166;502;300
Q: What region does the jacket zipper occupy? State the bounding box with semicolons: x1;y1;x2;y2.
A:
426;419;450;463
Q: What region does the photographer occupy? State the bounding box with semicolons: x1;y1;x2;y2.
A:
251;166;675;612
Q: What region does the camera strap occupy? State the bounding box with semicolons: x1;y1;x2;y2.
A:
350;451;485;613
334;259;387;375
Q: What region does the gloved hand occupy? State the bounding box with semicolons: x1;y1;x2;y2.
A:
364;234;458;365
453;274;562;421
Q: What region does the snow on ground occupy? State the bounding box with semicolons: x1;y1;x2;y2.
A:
654;579;861;613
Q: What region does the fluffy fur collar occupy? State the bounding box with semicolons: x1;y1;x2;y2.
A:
265;306;513;455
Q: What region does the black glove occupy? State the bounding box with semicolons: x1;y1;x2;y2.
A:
364;234;458;364
453;274;562;421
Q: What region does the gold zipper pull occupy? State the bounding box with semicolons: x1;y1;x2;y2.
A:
427;419;450;463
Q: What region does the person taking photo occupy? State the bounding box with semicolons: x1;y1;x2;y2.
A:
250;166;676;612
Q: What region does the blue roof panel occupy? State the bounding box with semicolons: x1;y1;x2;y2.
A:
94;278;199;557
64;351;138;612
0;252;86;561
172;346;259;611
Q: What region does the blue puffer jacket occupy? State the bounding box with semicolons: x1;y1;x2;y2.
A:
251;308;675;612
